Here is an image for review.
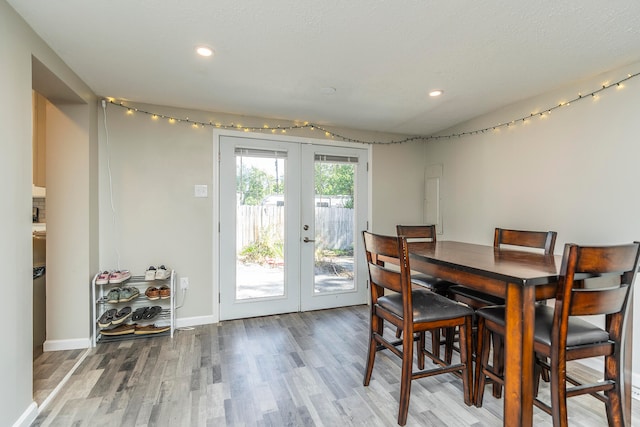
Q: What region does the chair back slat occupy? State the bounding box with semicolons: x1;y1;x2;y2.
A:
396;225;437;241
575;245;640;275
368;262;403;294
569;286;629;316
494;228;557;254
363;231;400;265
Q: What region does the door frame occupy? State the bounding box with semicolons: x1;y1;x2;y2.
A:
299;143;369;312
212;129;371;322
218;136;301;320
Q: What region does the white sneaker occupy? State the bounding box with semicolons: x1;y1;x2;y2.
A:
144;266;156;281
155;265;170;280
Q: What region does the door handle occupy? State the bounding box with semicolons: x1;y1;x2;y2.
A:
303;237;315;243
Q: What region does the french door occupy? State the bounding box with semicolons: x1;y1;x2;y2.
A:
218;134;368;320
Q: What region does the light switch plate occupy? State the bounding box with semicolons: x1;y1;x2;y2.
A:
194;185;208;198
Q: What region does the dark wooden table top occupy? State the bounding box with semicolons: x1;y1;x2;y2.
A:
409;241;562;287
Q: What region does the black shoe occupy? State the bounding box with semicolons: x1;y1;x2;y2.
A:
132;307;147;321
98;308;117;328
143;305;163;321
112;306;132;325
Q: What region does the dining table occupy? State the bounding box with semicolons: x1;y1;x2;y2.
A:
408;240;633;427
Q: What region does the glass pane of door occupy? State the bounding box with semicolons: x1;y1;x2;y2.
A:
313;156;356;293
235;148;286;299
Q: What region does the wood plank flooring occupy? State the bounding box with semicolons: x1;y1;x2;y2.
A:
33;348;86;407
33;305;639;426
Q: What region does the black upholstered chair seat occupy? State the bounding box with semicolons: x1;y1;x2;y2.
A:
411;274;456;294
477;305;611;348
378;290;473;323
447;285;505;306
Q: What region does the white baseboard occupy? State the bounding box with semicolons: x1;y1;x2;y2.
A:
176;315;216;329
43;337;91;352
12;402;37;427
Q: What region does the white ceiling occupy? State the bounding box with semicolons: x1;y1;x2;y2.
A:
9;0;640;136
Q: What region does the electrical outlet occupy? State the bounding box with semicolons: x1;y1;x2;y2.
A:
194;185;208;198
180;277;189;289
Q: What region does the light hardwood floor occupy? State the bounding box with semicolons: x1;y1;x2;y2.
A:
33;348;86;407
33;305;638;426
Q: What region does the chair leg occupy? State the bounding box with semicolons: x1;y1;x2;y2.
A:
431;328;441;359
474;316;490;407
363;315;381;386
603;353;625;427
397;327;414;426
444;327;455;364
549;354;569;427
417;332;426;370
533;357;542;398
460;317;473;406
541;359;550;382
491;334;504;398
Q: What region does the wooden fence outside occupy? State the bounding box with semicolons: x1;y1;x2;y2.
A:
236;205;354;251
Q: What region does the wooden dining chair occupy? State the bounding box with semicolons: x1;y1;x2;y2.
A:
447;228;557;395
362;230;474;426
474;242;640;427
449;228;558;309
396;225;454;293
396;225;456;359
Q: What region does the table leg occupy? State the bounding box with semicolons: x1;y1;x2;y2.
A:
503;283;535;427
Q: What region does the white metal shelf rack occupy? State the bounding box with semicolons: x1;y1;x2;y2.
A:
91;270;175;346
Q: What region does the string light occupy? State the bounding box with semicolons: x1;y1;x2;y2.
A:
107;70;639;144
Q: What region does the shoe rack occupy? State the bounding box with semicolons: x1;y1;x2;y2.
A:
91;270;175;345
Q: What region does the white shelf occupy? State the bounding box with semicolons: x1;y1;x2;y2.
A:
91;270;176;346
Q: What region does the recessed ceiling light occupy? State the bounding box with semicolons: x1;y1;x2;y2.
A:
429;89;444;97
196;46;214;57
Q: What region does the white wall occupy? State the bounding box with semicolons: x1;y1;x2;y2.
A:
424;61;640;385
1;4;34;424
46;103;93;344
1;1;97;425
371;141;426;234
98;103;216;322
